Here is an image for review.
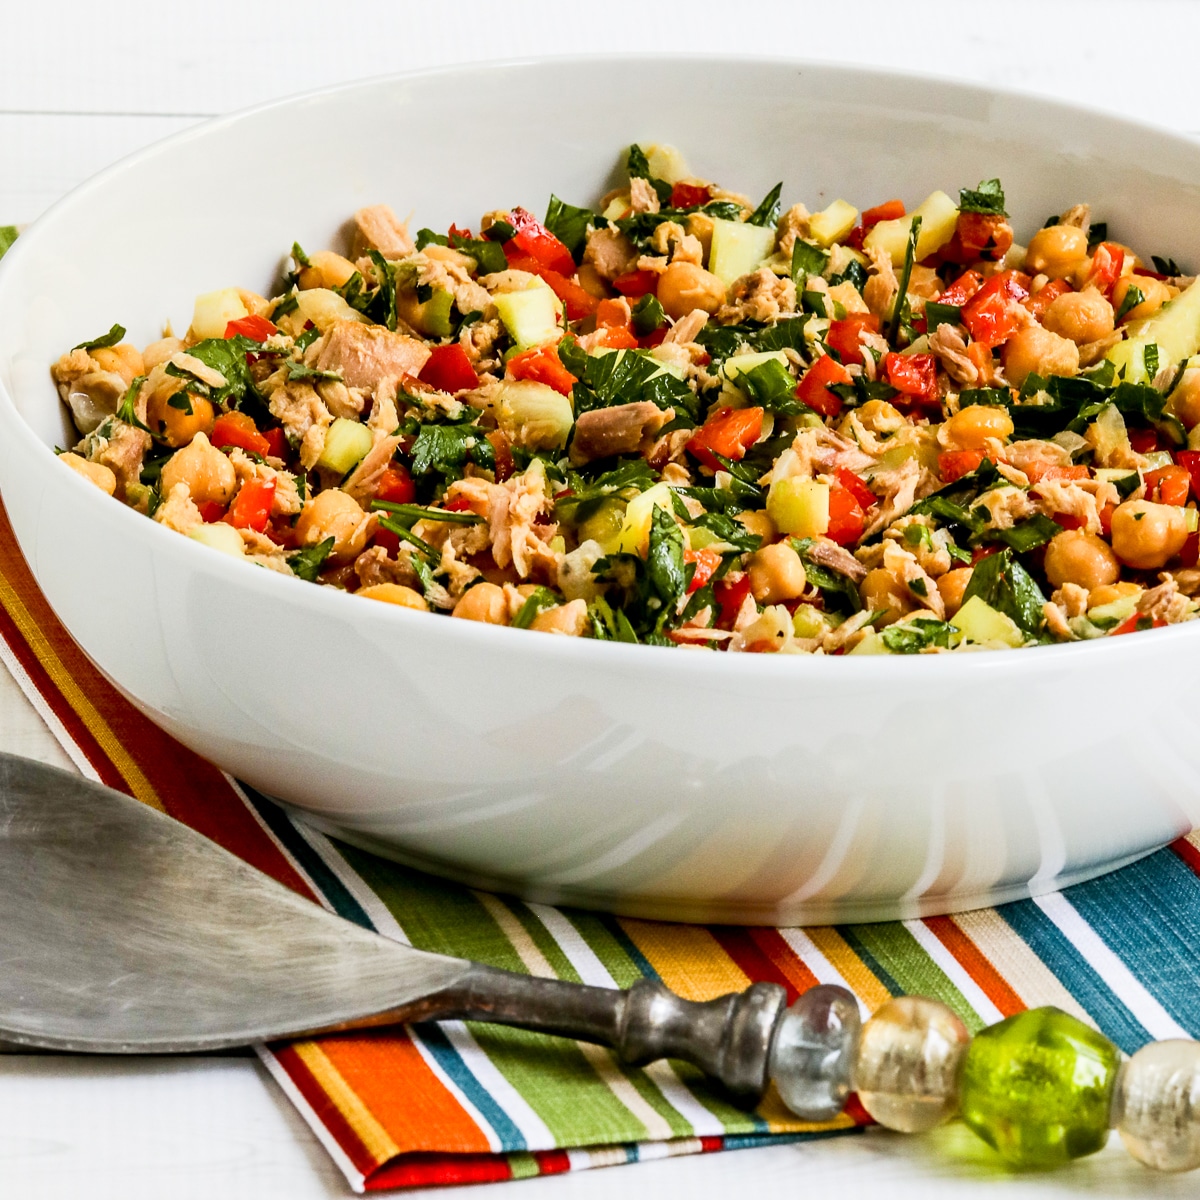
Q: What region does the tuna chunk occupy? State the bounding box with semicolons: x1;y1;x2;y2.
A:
315;320;430;390
570;402;671;463
351;204;414;260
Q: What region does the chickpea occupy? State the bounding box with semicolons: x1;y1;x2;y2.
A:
91;343;145;387
145;377;216;447
357;583;428;611
1041;288;1114;346
656;261;726;320
685;212;715;262
736;508;777;545
1088;580;1141;609
576;263;609;300
529;599;589;636
854;400;905;435
292;488;373;564
1043;530;1120;590
142;337;185;373
298;251;358;292
1169;367;1200;430
1111;274;1174;324
1025;225;1090;279
160;432;237;507
1002;324;1080;389
59;452;116;495
937;567;973;618
1109;499;1190;570
451;582;509;625
940;404;1014;451
747;543;808;603
861;568;914;627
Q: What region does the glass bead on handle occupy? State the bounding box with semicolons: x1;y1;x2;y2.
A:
768;984;861;1121
1113;1040;1200;1173
852;996;971;1132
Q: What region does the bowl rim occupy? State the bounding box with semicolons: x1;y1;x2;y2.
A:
4;50;1200;681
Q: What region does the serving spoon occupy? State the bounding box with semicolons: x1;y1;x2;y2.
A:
0;752;843;1111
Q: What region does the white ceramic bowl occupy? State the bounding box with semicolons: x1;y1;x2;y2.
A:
4;57;1200;925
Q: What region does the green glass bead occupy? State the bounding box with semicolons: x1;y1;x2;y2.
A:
959;1006;1121;1169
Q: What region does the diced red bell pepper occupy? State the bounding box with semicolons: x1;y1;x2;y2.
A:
1100;502;1115;536
197;500;227;523
448;223;474;241
1145;464;1191;506
374;526;400;556
953;213;1014;262
835;467;876;511
1183;531;1200;568
1051;512;1086;531
210;410;271;457
938;449;986;482
443;497;475;513
504;207;577;275
960;270;1031;348
419;343;480;393
224;314;277;342
590;298;639;347
506;343;577;397
670;182;711;209
1023;461;1088;484
796;354;852;418
1128;428;1160;454
376;465;416;505
639;326;668;349
1176;450;1200;500
612;269;659;298
224;477;276;533
937;269;985;308
262;427;288;460
714;574;753;629
826;483;866;546
883;352;939;405
846;200;904;250
686;406;764;470
1023;278;1073;320
684;547;722;593
1086;242;1125;299
825;313;880;367
1111;613;1166;636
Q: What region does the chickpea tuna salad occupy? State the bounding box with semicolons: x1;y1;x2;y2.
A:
49;145;1200;654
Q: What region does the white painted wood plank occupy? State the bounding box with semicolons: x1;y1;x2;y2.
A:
1;0;1199;133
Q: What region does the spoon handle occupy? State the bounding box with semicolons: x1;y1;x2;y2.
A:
332;964;787;1107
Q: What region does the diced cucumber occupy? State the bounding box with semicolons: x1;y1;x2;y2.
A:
864;191;959;268
792;604;827;639
577;498;627;553
709;218;775;287
808;200;858;248
494;283;562;349
189;523;246;558
1107;336;1159;384
953;596;1025;649
849;631;889;655
1143;450;1175;471
295;287;370;331
1094;467;1139;486
1118;277;1200;368
494;379;574;451
645;144;689;184
401;288;454;338
1088;591;1140;627
615;482;674;555
767;477;829;537
192;288;249;341
318;417;373;474
723;350;789;381
602;195;630;220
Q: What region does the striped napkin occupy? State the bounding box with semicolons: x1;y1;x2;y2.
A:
3;483;1200;1192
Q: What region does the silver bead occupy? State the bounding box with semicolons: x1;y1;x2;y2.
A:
1114;1040;1200;1172
852;995;971;1133
768;984;861;1121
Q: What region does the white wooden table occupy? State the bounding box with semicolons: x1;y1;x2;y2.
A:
4;2;1200;1194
